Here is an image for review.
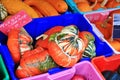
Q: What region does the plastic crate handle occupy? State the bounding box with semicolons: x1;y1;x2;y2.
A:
91;24;104;38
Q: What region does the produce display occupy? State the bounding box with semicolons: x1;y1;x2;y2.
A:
93;18;112;40
7;28;33;63
6;25;96;79
79;31;96;58
73;0;120;12
1;0;39;18
106;9;120;52
0;0;120;80
88;9;120;52
0;0;68;21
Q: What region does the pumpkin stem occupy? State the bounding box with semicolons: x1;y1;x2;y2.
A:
101;20;107;28
100;0;108;7
101;16;111;28
36;34;48;40
90;0;98;9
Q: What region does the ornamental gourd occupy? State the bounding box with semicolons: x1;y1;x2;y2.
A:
16;49;57;78
48;25;86;67
7;28;33;63
79;31;96;59
0;3;8;20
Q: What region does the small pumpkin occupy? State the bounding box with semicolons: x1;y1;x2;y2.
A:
79;31;96;58
94;20;113;40
82;41;96;58
47;25;86;67
0;3;8;20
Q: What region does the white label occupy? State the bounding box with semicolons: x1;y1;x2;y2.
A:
113;14;120;38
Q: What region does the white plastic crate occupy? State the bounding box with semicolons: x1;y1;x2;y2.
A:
84;8;120;54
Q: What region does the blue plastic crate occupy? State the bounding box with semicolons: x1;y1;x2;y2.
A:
65;0;120;14
0;13;113;80
0;32;7;45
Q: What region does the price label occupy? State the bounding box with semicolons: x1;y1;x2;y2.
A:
0;10;32;35
113;14;120;38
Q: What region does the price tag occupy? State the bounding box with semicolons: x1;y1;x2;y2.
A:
113;14;120;38
0;10;32;35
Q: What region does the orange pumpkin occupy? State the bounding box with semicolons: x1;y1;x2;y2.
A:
107;39;120;52
94;20;113;40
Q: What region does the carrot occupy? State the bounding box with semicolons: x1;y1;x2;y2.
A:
45;0;68;13
1;0;39;18
24;0;59;17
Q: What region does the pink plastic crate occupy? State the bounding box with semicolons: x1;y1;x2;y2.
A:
84;8;120;54
20;61;102;80
20;73;49;80
48;61;102;80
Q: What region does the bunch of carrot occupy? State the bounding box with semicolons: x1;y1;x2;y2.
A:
73;0;120;12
